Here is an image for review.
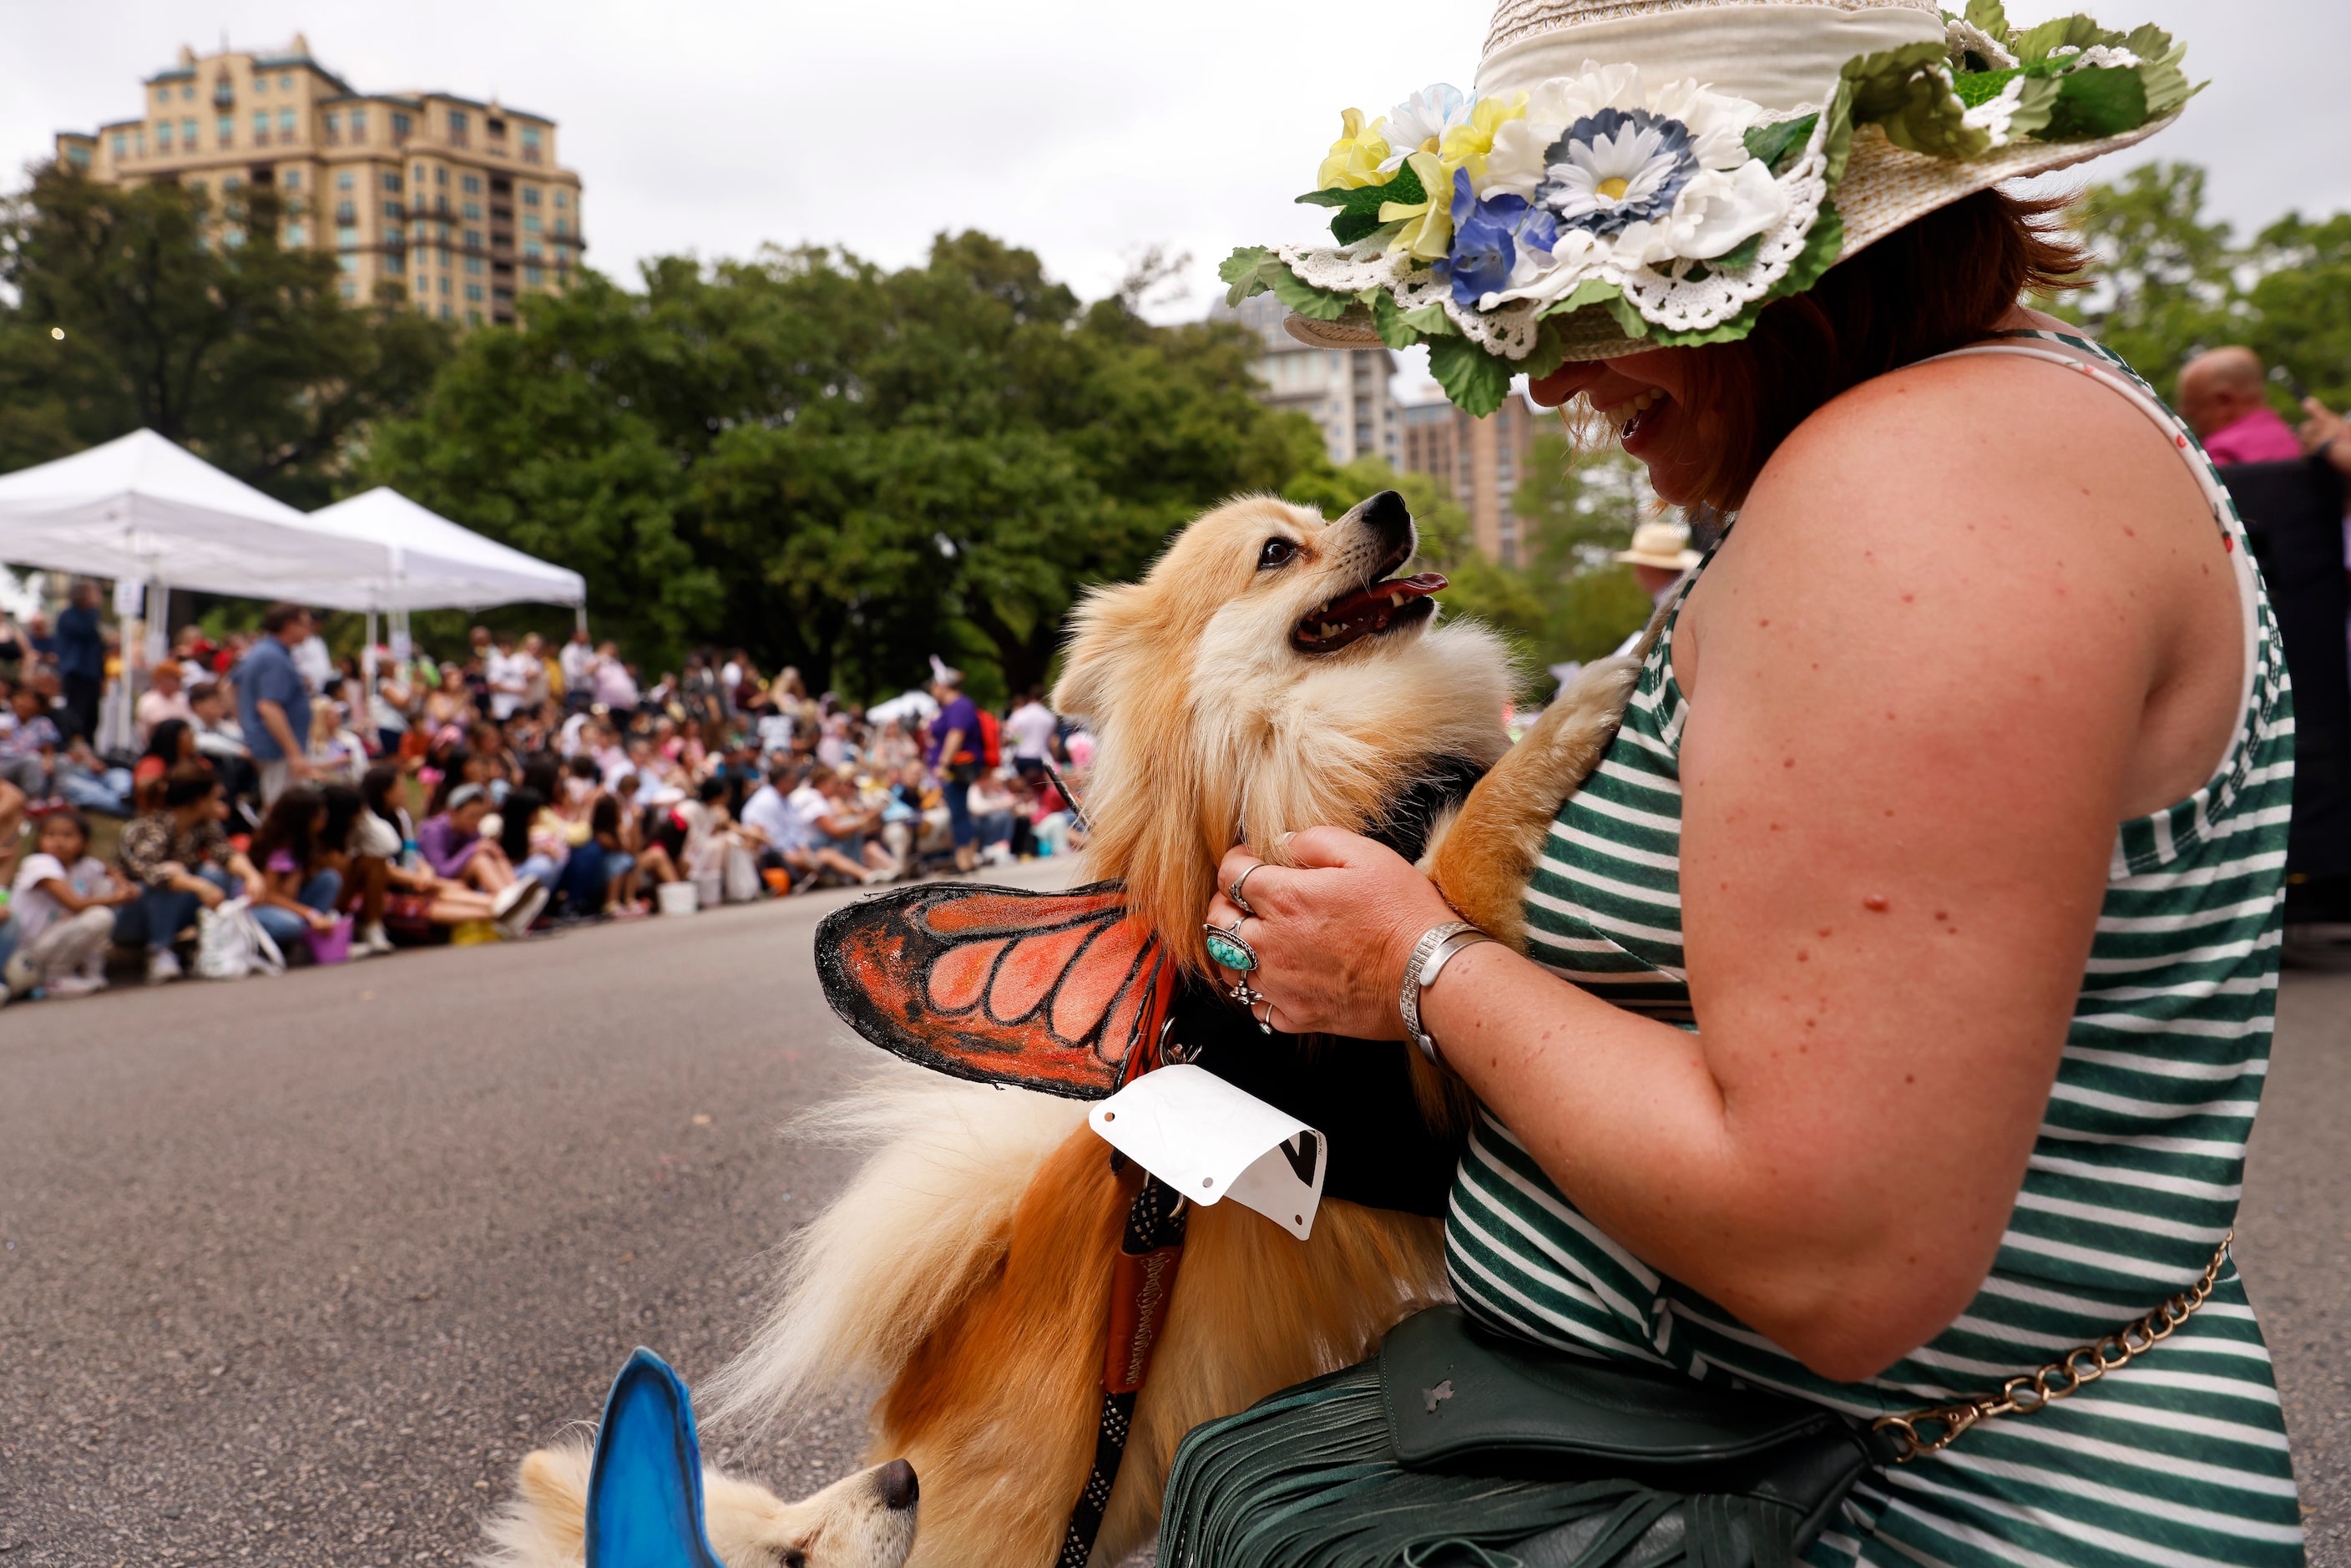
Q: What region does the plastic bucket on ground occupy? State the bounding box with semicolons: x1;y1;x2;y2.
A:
307;915;354;965
658;881;700;917
693;873;723;909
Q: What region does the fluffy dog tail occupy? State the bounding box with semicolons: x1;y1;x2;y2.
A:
701;1070;1091;1439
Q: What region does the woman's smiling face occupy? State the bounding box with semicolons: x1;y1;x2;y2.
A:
1528;348;1709;506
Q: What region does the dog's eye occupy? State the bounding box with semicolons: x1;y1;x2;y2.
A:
1257;539;1297;570
775;1551;806;1568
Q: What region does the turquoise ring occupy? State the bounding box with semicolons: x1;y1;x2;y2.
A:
1203;921;1258;974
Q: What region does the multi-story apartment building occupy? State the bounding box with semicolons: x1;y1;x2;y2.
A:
1211;289;1404;468
54;35;583;326
1399;393;1544;566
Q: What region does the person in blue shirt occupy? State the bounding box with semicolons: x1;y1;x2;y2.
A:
235;604;316;806
53;580;106;745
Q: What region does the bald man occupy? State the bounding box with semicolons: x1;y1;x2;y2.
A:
2177;346;2305;465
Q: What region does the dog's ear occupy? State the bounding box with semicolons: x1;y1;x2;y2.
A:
1052;582;1150;725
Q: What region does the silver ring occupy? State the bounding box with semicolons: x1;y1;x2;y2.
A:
1253;999;1276;1035
1231;979;1267;1009
1230;864;1267;919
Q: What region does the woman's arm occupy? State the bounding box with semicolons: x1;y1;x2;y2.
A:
1216;355;2242;1380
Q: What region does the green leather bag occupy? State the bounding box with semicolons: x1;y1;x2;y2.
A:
1377;1306;1891;1567
1156;1304;1892;1568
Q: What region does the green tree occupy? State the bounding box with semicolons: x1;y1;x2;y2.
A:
367;234;1320;696
0;163;453;504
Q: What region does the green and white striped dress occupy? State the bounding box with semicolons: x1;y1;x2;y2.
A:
1447;331;2307;1567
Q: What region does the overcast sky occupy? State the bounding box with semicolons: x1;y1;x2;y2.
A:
5;0;2346;396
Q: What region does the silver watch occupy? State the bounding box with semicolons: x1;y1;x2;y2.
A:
1399;921;1495;1066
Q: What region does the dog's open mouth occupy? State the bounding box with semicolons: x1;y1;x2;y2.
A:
1291;569;1448;655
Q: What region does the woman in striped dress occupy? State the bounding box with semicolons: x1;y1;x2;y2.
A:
1188;140;2303;1568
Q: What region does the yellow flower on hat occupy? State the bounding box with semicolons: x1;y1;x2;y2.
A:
1380;150;1454;261
1317;109;1393;191
1438;93;1529;187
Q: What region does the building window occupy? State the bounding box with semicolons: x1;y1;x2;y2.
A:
436;165;449;186
382;172;402;193
522;126;543;164
462;200;481;221
252;109;270;144
523;185;540;206
382;200;401;220
337;226;359;247
282;168;301;190
323;110;340;143
465;282;484;303
525;265;544;286
337;171;354;191
447;109;468;144
335;201;355;224
522;212;542;233
464;230;483;250
338;254;358;273
554;190;567;209
467;309;483;325
156;120;173;149
157;86;171;106
215;116;233;146
280;74;292;91
384;251;404;273
464;254;483;275
255;74;268;93
553;217;568;237
462;174;481;195
341;281;356;301
66;144;91;169
440;303;453;321
180;84;194;102
438;275;452;296
350;109;367;139
112;132;127;159
286;222;305;245
277;109;295;136
523;241;543;260
182;118;196;144
386;223;404;245
392;112;412;142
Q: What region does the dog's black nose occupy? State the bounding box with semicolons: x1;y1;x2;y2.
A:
1360;489;1413;549
877;1458;919;1511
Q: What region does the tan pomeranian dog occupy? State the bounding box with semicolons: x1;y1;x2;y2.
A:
476;1442;919;1568
490;489;1644;1568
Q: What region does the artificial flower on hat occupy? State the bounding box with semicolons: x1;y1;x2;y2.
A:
1224;0;2198;416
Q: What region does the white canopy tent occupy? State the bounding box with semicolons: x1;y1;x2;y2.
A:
0;427;394;599
300;487;585;614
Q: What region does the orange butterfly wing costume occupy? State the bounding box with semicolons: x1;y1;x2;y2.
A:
814;881;1178;1098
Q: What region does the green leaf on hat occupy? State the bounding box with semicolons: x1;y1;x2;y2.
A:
1538;279;1625;320
2126;24;2195;117
1964;0;2010;38
1427;333;1511;418
2014;15;2125;64
1398;298;1459;336
1742;114;1818;178
1371;291;1424;350
1711;234;1766;273
1822;78;1857;190
1267;264;1354;321
1843;42;1989;159
2044;64;2147;138
1294;162;1427;247
1220;247;1273;307
1769;200;1844;303
1517;316;1573;383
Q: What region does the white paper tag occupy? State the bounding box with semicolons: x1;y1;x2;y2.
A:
1088;1065;1327;1240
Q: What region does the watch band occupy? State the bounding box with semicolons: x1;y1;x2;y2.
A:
1400;921;1493;1067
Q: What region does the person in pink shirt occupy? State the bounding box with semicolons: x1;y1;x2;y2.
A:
2177;346;2306;464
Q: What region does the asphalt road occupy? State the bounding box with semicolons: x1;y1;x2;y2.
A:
0;878;2344;1567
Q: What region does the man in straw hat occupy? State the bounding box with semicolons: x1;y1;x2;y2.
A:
1186;2;2306;1563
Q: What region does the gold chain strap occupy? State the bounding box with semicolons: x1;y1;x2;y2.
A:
1872;1231;2232;1463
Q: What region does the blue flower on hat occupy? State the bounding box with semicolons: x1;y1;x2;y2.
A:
1434;169;1560;307
1536;107;1699;235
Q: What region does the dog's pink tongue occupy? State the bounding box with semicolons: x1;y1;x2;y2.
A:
1325;572;1449;620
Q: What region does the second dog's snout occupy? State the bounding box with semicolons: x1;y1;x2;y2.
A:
1361;489;1413;547
877;1458;919;1511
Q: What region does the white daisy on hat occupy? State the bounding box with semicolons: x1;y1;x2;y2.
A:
1231;0;2197;414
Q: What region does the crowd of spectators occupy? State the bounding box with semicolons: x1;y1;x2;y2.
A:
0;591;1090;1006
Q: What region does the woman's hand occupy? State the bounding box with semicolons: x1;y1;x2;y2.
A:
1205;827;1459;1039
307;908;340;933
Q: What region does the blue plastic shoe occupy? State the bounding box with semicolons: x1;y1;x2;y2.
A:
585;1348;726;1568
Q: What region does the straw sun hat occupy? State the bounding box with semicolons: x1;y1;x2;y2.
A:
1614;518;1703;571
1226;0;2196;413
